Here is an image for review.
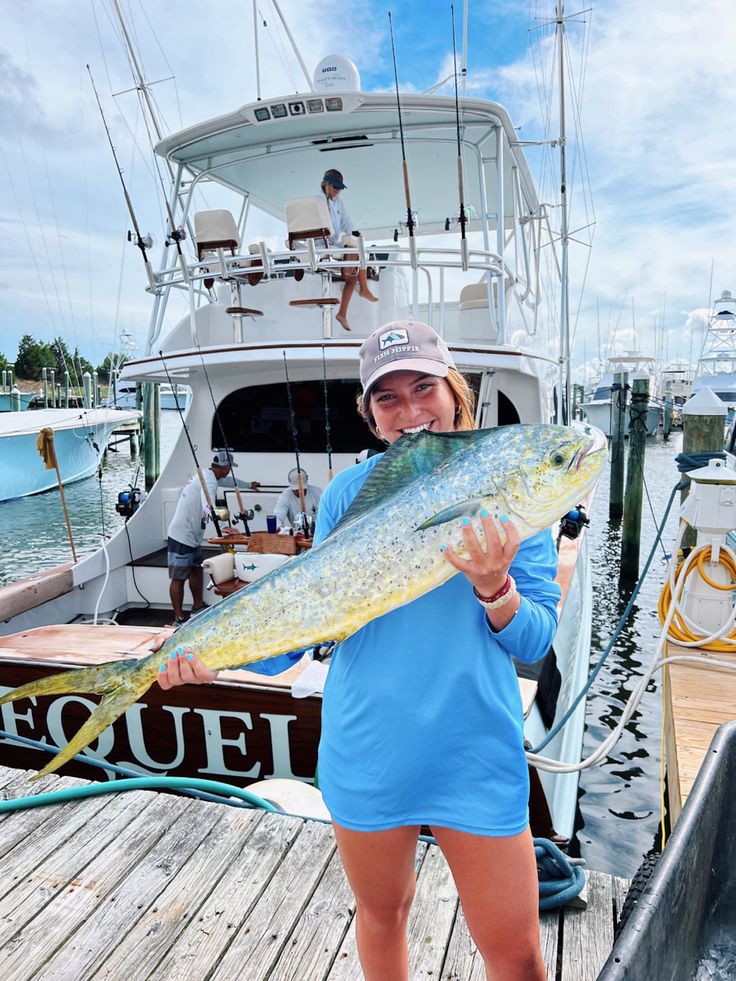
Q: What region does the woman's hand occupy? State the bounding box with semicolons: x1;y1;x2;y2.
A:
441;510;520;598
149;633;220;689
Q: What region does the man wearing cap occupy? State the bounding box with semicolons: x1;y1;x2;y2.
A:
274;467;323;533
321;169;377;331
166;451;259;627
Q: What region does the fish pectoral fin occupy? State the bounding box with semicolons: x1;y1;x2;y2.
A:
416;499;485;530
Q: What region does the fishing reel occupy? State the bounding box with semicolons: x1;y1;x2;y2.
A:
557;505;590;549
166;225;187;246
115;486;142;520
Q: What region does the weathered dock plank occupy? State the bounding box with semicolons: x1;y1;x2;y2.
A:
91;802;265;980
147;810;300;980
32;794;210;981
560;871;614;981
1;791;176;980
268;847;354;981
208;819;336;981
0;766;628;981
0;788;126;929
406;844;459;979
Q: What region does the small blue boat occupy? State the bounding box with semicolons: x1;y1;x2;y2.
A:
0;407;140;502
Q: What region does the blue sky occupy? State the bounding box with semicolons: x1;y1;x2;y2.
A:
1;0;735;383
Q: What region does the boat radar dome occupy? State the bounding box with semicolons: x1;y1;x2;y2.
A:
313;54;361;92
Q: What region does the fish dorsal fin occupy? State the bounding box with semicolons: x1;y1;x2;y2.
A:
328;429;492;537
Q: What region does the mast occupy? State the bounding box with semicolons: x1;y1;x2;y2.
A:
557;0;571;425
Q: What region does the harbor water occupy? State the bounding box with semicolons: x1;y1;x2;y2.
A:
0;416;686;879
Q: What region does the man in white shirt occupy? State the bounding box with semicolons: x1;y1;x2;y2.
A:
167;450;257;627
275;467;323;534
321;168;377;331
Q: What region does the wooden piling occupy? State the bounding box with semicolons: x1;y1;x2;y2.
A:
620;375;649;583
663;397;672;441
143;383;161;491
609;371;627;520
681;389;727;548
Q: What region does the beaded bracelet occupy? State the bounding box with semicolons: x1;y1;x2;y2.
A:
473;575;517;610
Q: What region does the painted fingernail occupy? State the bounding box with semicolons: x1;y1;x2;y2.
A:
176;646;184;655
440;544;447;552
462;517;470;526
501;515;509;523
169;651;177;659
186;653;193;661
481;508;488;518
159;664;166;673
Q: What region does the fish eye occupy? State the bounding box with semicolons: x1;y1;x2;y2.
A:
551;451;566;466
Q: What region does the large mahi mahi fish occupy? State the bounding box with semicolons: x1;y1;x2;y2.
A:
1;424;606;777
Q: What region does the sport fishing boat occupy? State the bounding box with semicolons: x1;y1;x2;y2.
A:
0;21;600;843
580;353;662;437
691;289;736;410
0;406;140;502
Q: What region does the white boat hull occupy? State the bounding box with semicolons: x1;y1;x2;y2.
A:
581;400;661;437
0;408;140;502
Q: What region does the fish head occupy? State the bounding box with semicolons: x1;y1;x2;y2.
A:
479;423;607;535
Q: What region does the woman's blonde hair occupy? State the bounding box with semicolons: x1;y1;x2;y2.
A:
357;367;477;442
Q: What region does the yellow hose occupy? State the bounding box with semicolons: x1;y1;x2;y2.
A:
658;545;736;652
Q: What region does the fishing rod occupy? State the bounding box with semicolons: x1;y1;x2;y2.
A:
451;3;469;271
159;350;223;538
195;344;252;535
282;351;308;521
87;65;154;291
387;11;417;269
321;346;334;482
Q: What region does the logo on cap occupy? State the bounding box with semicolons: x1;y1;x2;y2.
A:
379;329;409;350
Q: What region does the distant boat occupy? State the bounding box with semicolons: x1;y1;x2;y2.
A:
691;289;736;407
104;377;189;411
0;392;35;412
0;407;140;502
580;353;662;436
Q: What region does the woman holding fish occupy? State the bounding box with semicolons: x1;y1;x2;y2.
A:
161;320;558;981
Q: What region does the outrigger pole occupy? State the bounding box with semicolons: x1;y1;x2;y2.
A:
282;352;308;520
321;346;334;482
159;351;223;538
450;4;469;271
388;11;417;269
87;65;154;292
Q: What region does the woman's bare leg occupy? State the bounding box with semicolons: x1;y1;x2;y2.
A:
336;274;357;330
432;825;545;981
357;267;378;302
333;823;420;981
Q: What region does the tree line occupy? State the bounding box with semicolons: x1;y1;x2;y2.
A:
0;335;124;383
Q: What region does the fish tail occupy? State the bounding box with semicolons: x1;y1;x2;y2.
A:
0;655;161;779
33;681;146;778
0;656;150;706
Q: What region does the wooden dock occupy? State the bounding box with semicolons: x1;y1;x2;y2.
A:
0;765;628;980
664;639;736;825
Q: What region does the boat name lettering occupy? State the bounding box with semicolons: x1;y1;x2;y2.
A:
0;692;309;784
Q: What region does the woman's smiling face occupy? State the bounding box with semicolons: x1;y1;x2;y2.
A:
368;370;458;444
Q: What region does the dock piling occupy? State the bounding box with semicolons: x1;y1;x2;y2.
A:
620;375;649;583
609;371;627;520
681;389;728;548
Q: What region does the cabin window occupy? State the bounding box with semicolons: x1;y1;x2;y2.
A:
498;391;520;426
214;381;384;454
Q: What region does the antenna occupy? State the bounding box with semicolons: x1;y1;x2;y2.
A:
451;4;469;270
